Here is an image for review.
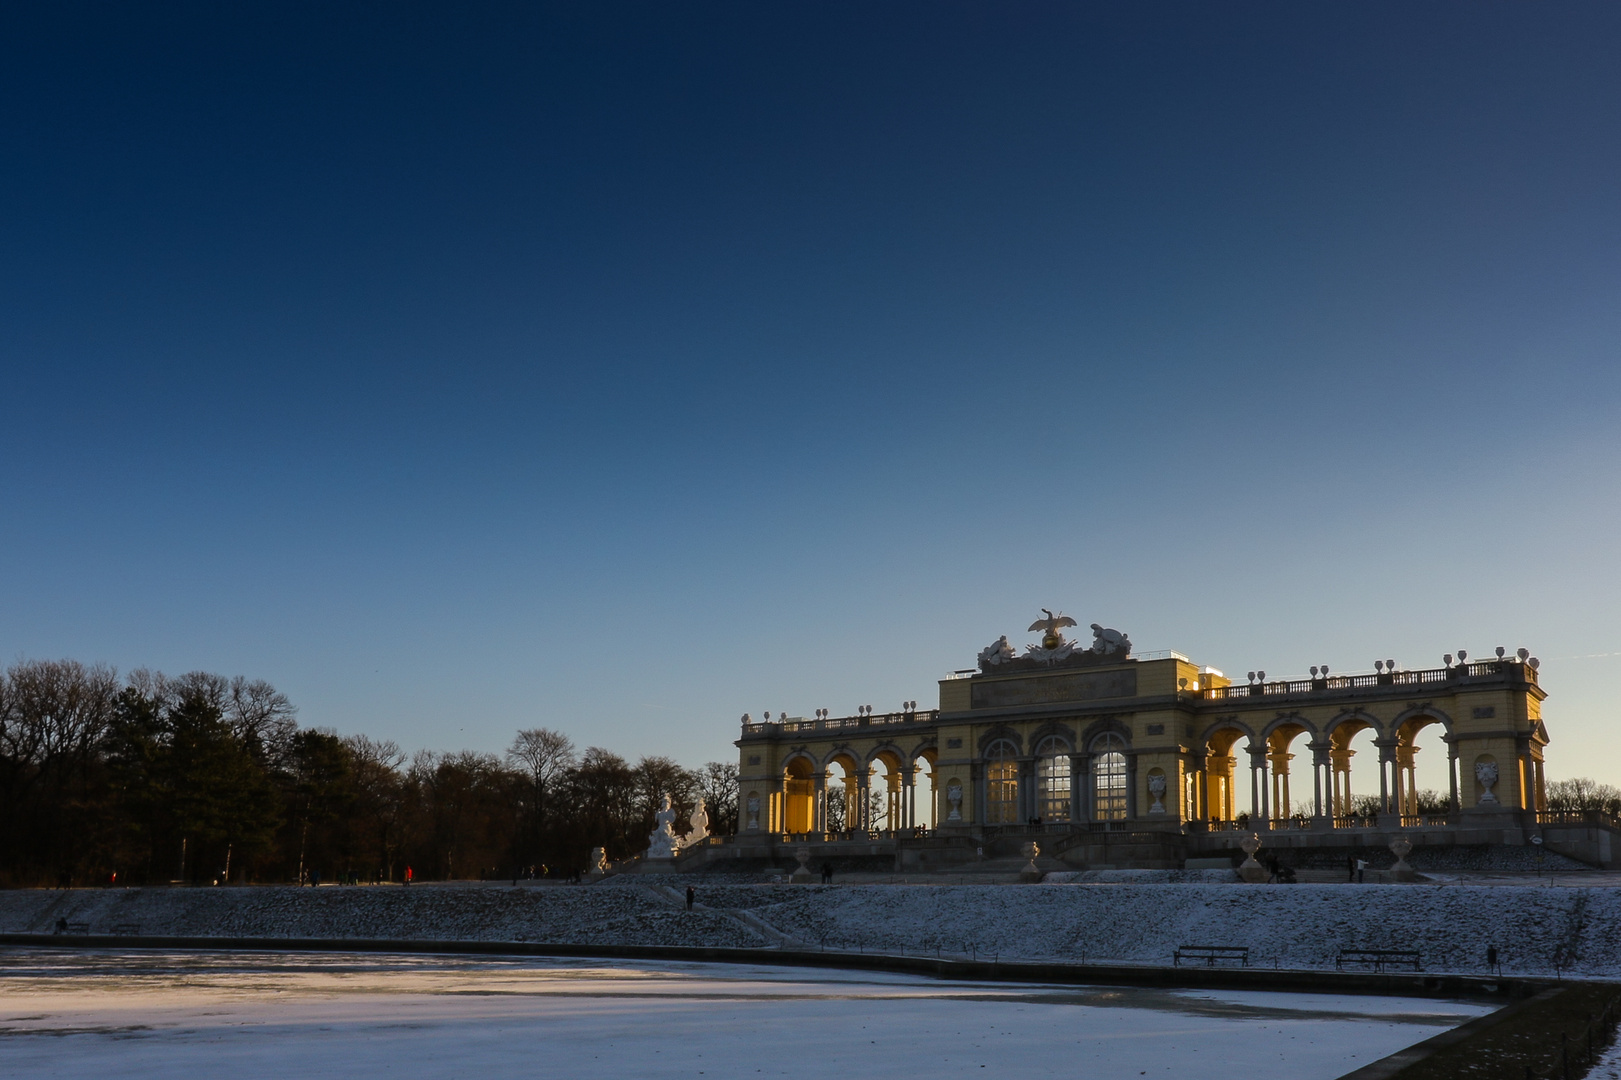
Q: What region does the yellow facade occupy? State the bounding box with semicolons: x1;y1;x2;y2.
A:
736;644;1548;839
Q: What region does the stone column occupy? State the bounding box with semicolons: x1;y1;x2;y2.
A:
901;766;915;830
813;771;827;833
856;767;871;831
1534;757;1547;812
1448;742;1460;813
1125;753;1138;820
1069;753;1085;822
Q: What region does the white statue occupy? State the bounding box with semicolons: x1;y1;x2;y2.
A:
683;800;710;846
1147;772;1167;814
646;794;680;859
946;783;963;822
1475;761;1500;804
1089;624;1132;656
977;636;1016;668
587;847;609;878
746;795;760;831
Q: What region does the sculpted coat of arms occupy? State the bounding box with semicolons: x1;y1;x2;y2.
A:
976;609;1133;673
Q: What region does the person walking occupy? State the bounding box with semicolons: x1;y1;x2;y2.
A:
821;862;834;884
1355;858;1367;884
405;865;413;886
685;885;695;911
1346;855;1356;883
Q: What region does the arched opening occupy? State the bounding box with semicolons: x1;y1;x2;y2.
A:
1394;715;1452;816
1091;733;1128;821
824;753;859;833
1266;723;1311;822
869;750;903;831
1034;736;1071;823
783;757;817;834
984;740;1019;824
1201;728;1246;823
1330;723;1382;820
912;749;938;830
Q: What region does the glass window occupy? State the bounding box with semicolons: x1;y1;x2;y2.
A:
1092;733;1128;820
985;740;1019;824
1035;737;1071;822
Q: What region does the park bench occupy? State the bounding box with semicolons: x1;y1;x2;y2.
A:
110;923;141;935
59;921;90;935
1173;945;1249;967
1337;949;1421;972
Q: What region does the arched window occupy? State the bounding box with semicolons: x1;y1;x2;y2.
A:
1092;732;1128;821
985;740;1019;824
1034;737;1071;822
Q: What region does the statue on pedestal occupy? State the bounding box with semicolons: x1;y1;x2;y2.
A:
646;794;680;860
683;800;710;847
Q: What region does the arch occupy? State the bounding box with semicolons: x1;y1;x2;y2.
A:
1264;718;1313;821
977;726;1024;755
822;750;860;832
910;746;938;829
1195;721;1254;824
1028;721;1076;750
782;755;817;833
1391;707;1455;815
1033;734;1071;823
1324;709;1384;742
1090;731;1128;821
984;738;1020;824
1082;716;1132;747
1261;714;1319;741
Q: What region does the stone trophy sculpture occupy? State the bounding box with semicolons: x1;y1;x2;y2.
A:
1475;761;1500;804
646;794;680;860
946;783;963;822
683;800;710;846
1147;772;1167;814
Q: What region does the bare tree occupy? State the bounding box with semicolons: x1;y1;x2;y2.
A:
507;728;576;795
695;761;739;836
228;677;298;764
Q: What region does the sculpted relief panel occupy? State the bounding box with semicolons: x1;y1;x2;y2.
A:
971;668;1138;709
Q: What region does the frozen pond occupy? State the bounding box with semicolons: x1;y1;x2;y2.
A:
0;949;1492;1079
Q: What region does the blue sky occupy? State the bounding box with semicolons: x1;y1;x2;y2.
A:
2;4;1619;791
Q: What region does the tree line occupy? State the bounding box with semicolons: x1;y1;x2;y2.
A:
0;659;737;887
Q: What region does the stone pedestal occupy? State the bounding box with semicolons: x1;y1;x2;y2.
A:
1237;833;1269;884
1387;836;1418;882
789;845;816;884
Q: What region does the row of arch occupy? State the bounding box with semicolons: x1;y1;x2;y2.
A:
1198;708;1462;822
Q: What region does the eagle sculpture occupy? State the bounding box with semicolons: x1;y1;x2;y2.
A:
1028;608;1078;650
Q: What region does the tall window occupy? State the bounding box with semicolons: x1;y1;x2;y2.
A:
1092;733;1128;820
1035;737;1071;822
985;740;1019;824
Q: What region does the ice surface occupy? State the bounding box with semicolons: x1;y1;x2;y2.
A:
0;949;1488;1080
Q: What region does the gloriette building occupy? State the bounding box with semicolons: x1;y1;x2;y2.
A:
684;612;1618;872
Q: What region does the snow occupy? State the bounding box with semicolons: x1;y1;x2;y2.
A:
4;876;1617;977
0;949;1490;1080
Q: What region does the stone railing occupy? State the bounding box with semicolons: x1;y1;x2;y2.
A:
1204;660;1535;701
742;710;940;735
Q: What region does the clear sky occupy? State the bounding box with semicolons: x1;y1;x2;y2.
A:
3;4;1619;795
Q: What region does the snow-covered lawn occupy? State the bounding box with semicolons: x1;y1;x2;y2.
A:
0;950;1488;1079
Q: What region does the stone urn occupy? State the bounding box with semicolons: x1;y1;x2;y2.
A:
1237;833;1269;884
1387;830;1413;875
790;845;815;884
1020;840;1043;883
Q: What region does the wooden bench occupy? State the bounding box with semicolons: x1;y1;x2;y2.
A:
1337;949;1421;972
1174;945;1249;967
110;923;141;935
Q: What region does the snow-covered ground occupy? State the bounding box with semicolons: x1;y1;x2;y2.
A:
4;876;1617;977
0;949;1490;1080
